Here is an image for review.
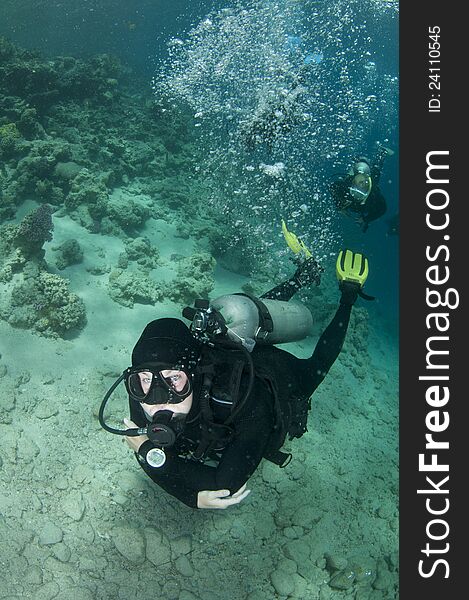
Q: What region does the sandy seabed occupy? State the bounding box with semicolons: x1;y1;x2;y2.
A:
0;208;398;600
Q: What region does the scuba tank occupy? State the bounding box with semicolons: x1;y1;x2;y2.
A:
183;293;313;351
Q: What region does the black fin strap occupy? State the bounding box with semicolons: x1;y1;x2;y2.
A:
263;449;292;467
358;289;375;301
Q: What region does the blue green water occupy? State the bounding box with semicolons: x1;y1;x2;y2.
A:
0;1;399;598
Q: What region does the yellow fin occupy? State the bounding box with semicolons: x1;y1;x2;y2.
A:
336;249;369;287
281;219;312;258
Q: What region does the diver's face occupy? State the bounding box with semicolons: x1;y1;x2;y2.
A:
137;369;189;395
139;370;193;418
353;173;370;191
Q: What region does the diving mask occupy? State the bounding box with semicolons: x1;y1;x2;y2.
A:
349;174;372;204
125;365;193;405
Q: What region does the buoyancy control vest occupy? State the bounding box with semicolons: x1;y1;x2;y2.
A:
189;345;310;467
182;294;314;465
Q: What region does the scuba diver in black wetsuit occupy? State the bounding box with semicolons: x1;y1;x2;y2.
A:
331;144;394;232
99;245;373;509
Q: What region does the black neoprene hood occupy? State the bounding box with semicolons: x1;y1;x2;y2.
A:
131;318;201;371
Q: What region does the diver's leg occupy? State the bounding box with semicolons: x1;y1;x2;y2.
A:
261;277;300;301
261;257;323;301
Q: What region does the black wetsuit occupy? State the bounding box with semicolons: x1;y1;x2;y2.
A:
130;276;353;508
331;148;389;231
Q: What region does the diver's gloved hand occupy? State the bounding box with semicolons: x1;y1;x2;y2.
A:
292;256;324;287
336;249;373;305
377;142;395;157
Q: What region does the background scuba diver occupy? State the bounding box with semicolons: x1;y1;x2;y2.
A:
331;144;394;232
240;81;306;151
99;247;372;509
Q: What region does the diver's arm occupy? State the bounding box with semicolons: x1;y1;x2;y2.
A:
303;250;370;392
371;144;393;183
125;384;272;508
304;302;353;392
133;438;260;509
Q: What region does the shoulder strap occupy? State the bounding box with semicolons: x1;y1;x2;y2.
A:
234;293;274;341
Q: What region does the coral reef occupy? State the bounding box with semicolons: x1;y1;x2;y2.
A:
14;204;54;260
121;237;159;269
167;252;216;305
0;202;86;338
0;36;200;242
108;268;163;308
0;36;124;110
0;204;54;268
101;195;150;236
53;239;84;270
0;266;86;338
0;121;22;159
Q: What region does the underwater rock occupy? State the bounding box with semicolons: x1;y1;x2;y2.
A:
372;559;395;591
261;459;283;484
30;581;61;599
253;511;276;540
65;168;109;215
283;537;310;569
38;521;63;546
86;262;110;275
17;437;40;464
245;592;267;600
324;553;348;572
52;542;72;563
174;555;194;577
111;525;146;564
24;565;43;585
53;587;95;600
170;534;192;558
35;400;59;420
290;503;323;529
62;490;86;521
283;525;303;540
53;238;84;270
270;568;295;596
328;568;356;590
144;527;171;567
108;268;162;308
179;592;200;600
